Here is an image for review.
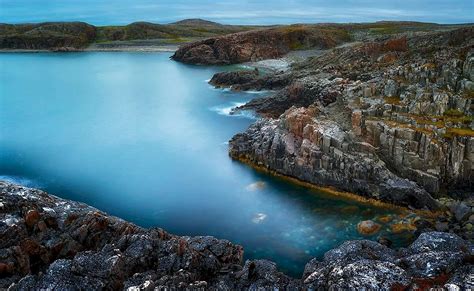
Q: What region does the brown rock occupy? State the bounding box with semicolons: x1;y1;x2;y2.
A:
357;220;382;236
378;215;393;224
25;209;40;228
0;262;14;275
37;220;48;232
390;222;417;234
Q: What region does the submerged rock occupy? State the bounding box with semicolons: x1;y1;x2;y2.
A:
357;220;382;235
245;181;266;191
251;213;267;224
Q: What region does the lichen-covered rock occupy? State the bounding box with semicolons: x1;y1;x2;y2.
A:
228;27;474;212
324;259;411;290
357;220;382;235
444;265;474;290
0;181;243;290
229;107;439;210
397;232;472;279
1;181;472;290
302;234;472;290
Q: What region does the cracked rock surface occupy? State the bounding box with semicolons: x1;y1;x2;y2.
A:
1;181;472;290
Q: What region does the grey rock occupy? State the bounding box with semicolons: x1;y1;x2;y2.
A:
451;202;472;222
1;182;473;290
444;265;474;290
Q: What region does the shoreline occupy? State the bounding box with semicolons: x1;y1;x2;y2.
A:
0;45;179;53
1;180;471;289
231;155;441;218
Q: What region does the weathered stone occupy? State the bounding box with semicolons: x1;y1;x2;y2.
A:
24;210;40;228
357;220;382;235
1;182;472;290
172;27;348;65
451;202;472;222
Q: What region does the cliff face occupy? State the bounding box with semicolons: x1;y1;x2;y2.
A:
229;107;440;210
0;22;97;50
225;27;474;213
1;182;472;290
171;26;350;65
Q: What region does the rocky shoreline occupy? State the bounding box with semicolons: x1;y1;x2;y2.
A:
190;27;474;238
2;20;474;290
1;181;473;290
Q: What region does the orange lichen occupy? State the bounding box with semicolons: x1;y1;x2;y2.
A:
378;215;393;223
445;127;474;137
384;96;402;105
390;222;417;234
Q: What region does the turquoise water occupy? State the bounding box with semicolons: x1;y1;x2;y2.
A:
0;52;410;276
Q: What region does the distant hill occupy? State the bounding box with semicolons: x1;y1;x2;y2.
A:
0;19;471;51
172;19;223;27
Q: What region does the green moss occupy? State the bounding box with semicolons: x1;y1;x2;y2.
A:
445;128;474;138
444;109;464;117
462;89;474;99
369;27;400;35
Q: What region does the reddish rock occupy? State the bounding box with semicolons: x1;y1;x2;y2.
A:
357;220;382;236
24;209;40;228
172;26;349;65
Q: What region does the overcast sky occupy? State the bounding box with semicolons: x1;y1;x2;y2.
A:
1;0;473;25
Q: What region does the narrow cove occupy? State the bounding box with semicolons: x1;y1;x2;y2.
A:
0;52;416;276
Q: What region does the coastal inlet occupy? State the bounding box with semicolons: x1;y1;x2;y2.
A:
0;51;426;276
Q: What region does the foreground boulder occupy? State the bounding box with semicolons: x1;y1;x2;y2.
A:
0;181;243;289
1;181;472;290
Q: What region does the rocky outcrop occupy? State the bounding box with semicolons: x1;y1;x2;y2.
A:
303;233;473;290
227;27;474;212
229;106;439;210
234;78;342;118
0;22;97;50
0;181;245;289
171;25;350;65
210;69;291;93
1;181;472;290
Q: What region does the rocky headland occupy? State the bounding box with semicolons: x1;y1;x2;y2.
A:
175;24;474;244
171;25;351;65
194;27;474;236
1;181;473;290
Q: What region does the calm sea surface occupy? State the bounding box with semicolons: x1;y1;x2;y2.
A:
0;52;410;276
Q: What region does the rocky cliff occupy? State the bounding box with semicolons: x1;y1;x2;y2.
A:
223;27;474;215
171;25;351;65
1;182;472;290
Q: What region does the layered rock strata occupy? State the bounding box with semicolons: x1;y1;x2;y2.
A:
1;182;472;290
226;27;474;213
